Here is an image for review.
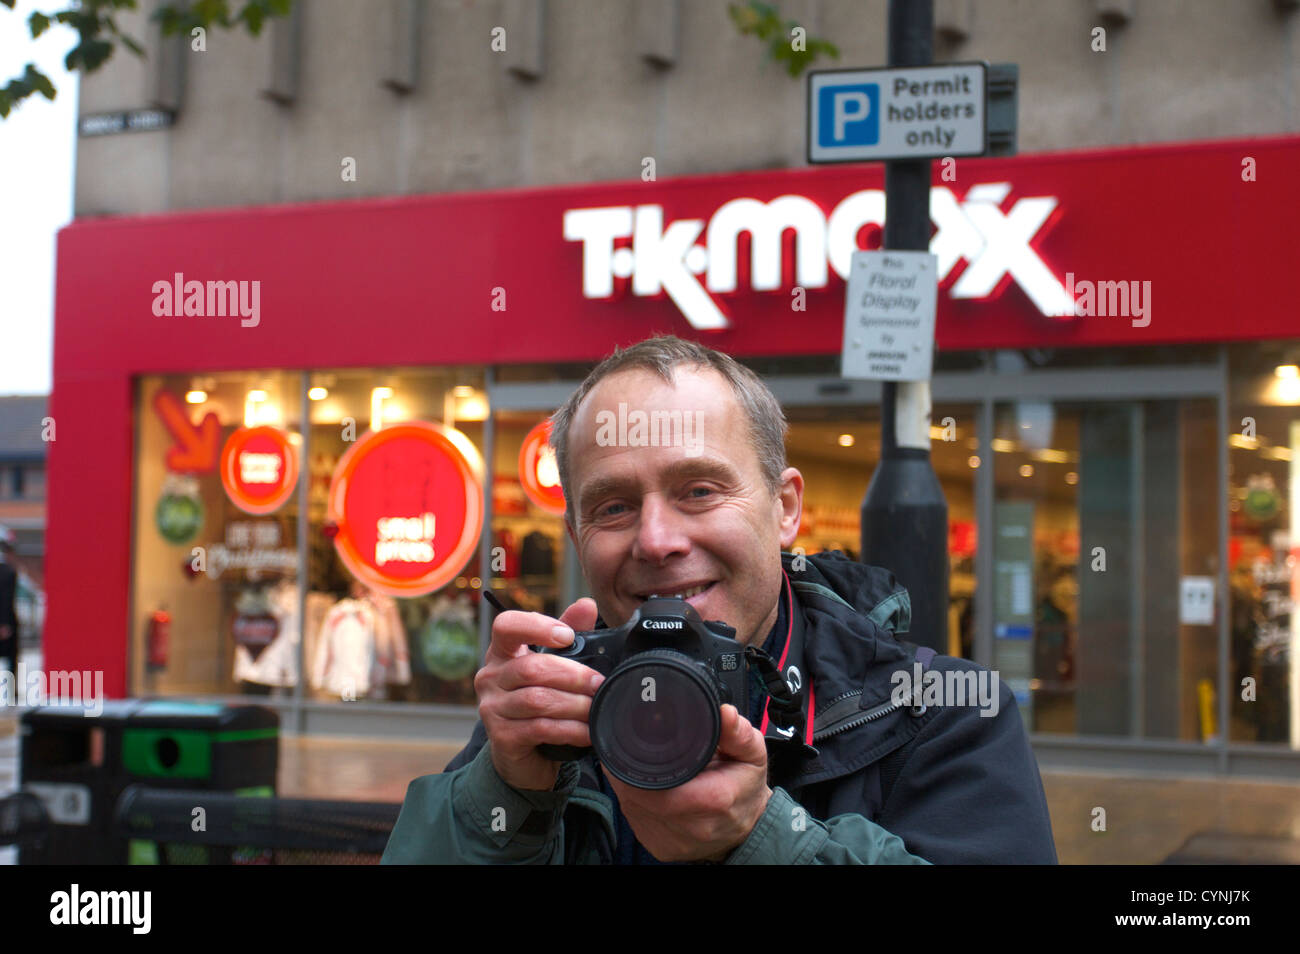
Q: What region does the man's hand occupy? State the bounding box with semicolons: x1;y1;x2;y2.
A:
475;598;603;792
605;703;773;862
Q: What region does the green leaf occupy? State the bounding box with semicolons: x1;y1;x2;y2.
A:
66;37;115;73
28;12;50;38
27;64;55;98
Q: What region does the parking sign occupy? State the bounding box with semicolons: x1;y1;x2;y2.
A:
808;63;987;163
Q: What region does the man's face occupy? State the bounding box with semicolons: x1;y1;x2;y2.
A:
564;366;803;647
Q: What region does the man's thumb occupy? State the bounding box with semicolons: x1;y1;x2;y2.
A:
717;704;766;764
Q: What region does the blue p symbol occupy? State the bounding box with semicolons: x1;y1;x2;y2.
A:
818;83;879;147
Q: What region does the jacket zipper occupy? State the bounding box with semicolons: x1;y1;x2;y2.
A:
813;693;912;742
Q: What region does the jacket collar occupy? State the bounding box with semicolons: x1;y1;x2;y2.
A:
764;551;930;790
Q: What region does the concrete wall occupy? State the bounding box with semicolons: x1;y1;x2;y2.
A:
74;0;1300;216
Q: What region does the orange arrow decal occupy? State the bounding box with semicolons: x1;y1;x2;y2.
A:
153;390;221;473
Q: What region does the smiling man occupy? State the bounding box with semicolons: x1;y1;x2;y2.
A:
382;336;1057;865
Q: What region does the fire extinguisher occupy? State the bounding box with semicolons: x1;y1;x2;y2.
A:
147;606;171;670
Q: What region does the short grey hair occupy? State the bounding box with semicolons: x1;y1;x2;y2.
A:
549;336;788;526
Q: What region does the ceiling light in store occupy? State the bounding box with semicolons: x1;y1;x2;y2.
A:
371;387;394;431
1275;365;1299;379
244;390;269;427
990;438;1017;453
309;387;328;401
1278;377;1300;405
185;390;207;404
967;455;980;469
1030;448;1074;464
454;388;489;422
453;385;475;397
1065;472;1079;485
838;433;855;447
1228;434;1259;450
1019;464;1034;478
1261;445;1293;461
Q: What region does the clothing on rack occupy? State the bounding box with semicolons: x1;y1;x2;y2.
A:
308;586;412;699
520;530;556;577
367;590;412;697
311;598;376;698
411;593;478;682
233;580;300;688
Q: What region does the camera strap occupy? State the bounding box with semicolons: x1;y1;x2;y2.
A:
746;644;819;764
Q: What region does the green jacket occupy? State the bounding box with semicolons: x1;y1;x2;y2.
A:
380;553;953;865
380;739;928;864
382;552;1055;864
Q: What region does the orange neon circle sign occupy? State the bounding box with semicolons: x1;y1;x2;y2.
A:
518;420;566;516
327;421;484;597
220;426;299;515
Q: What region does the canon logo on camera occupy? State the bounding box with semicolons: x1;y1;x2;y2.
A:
643;619;684;630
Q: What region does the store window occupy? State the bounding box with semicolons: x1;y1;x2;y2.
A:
132;367;492;707
1229;350;1300;748
132;372;303;697
991;398;1218;740
491;411;572;619
304;368;487;706
785;404;977;659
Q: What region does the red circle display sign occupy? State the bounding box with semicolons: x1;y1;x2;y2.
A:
328;421;485;596
519;420;566;516
220;426;299;514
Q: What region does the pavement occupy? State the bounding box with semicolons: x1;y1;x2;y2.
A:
210;733;1300;864
4;692;1300;864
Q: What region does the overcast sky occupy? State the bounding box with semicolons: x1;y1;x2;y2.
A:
0;0;75;397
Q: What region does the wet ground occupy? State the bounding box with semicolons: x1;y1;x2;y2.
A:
4;712;1299;865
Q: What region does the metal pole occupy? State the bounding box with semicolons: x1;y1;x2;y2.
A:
860;0;949;654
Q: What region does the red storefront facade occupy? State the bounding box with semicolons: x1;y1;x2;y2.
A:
45;135;1300;767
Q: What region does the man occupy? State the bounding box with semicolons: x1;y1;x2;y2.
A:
0;526;19;676
382;337;1057;864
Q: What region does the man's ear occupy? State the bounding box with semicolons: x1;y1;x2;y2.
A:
777;467;804;549
565;514;578;549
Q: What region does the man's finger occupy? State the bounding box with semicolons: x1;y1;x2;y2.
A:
496;653;604;695
488;610;577;659
715;704;767;766
495;686;595;721
557;597;598;634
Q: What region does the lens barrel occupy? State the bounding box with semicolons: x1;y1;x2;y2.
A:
589;649;722;790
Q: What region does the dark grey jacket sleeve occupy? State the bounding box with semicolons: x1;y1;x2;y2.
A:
876;668;1058;864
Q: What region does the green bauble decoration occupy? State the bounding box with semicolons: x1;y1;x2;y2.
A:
156;491;204;544
419;616;478;681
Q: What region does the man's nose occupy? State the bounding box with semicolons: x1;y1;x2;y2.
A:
632;494;691;565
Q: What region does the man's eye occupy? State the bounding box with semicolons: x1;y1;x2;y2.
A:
598;502;628;517
687;486;713;498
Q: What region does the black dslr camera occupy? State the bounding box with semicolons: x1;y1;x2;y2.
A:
536;596;748;790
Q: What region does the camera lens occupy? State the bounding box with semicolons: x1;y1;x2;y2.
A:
589;649;721;790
